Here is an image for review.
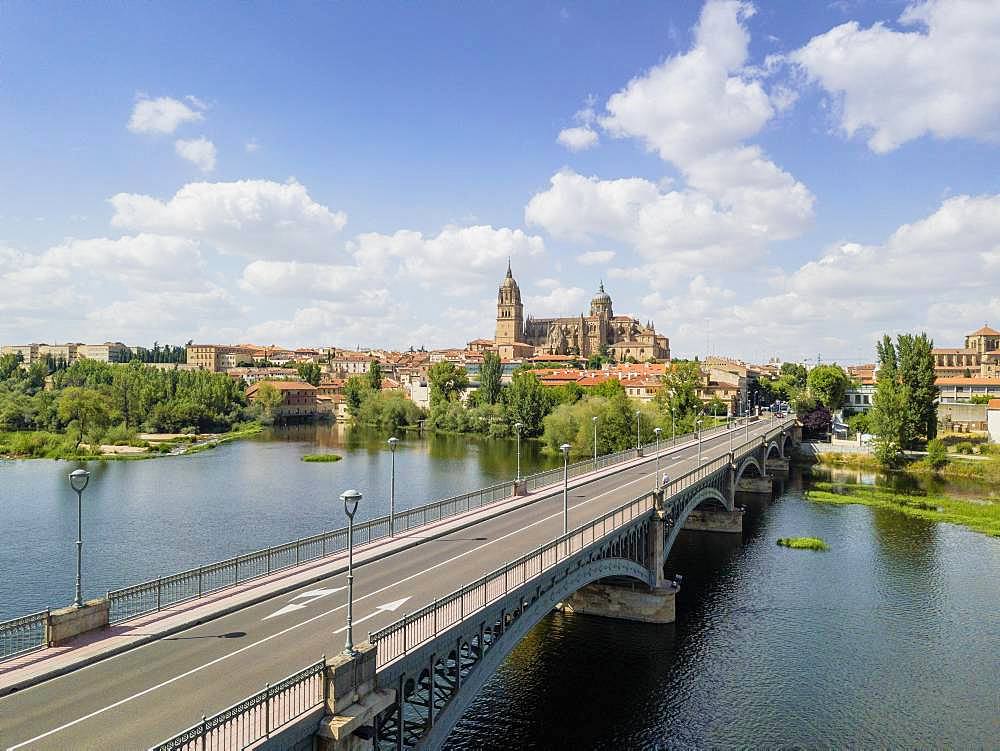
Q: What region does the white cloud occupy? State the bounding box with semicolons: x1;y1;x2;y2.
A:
239;260;364;297
791;0;1000;152
174;137;217;172
352;224;544;294
523;286;588;317
127;95;205;135
43;234;204;285
601;0;774;166
557;126;599;151
109;179;348;260
577;250;616;265
85;286;241;340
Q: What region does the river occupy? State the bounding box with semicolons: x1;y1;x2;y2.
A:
2;428;998;746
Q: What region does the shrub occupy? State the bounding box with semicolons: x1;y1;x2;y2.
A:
924;439;948;470
301;453;342;462
777;537;829;551
954;442;975;455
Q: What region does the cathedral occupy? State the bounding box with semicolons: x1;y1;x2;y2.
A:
492;263;670;362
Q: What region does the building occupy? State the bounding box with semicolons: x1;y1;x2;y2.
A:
186;344;256;372
492;263;670;362
935;376;1000;403
932;325;1000;378
329;352;372;376
842;384;876;413
245;380;318;419
226;367;299;385
78;342;129;363
988;399;1000;443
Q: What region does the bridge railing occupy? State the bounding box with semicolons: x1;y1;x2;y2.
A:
106;417;759;624
370;490;657;668
148;658;326;751
0;609;48;661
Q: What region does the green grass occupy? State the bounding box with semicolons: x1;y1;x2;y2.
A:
777;536;830;551
806;481;1000;538
301;453;342;462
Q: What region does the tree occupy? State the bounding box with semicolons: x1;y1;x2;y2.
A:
869;335;906;467
0;352;23;381
57;387;113;448
924;438;948;471
479;351;503;405
428;361;468;407
343;376;370;418
800;405;832;439
653;361;703;434
780;362;808;388
897;333;938;442
294;362;322;387
253;382;284;421
806;364;850;410
366;360;382;392
704;397;728;416
503;371;551;436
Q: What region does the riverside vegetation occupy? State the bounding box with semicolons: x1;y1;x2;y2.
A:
0;352;258;460
776;537;829;551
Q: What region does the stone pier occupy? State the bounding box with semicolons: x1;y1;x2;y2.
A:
765;458;790;477
316;643;395;751
735;475;773;507
563;580;678;623
682;507;743;533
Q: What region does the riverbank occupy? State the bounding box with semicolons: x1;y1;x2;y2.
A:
805;480;1000;537
801;450;1000;484
0;423;263;461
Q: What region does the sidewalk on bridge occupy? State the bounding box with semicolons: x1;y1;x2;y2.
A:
0;433;707;698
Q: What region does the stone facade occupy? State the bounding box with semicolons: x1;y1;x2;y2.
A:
493;263;670;361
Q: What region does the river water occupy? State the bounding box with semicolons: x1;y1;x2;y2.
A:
2;428;998;746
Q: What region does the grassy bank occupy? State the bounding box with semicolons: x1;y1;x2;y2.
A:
0;422;262;460
301;453;342;462
806;481;1000;538
777;536;829;551
804;451;1000;485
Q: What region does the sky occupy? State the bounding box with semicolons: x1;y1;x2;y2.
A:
2;0;999;363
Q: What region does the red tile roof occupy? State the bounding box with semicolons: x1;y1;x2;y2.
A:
969;325;1000;336
988;399;1000;410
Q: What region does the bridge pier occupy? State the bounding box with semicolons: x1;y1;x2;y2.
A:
316;643;395;751
765;458;790;478
682;507;743;533
735;475;772;507
563;579;679;623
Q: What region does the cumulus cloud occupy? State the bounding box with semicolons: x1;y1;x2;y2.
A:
523;286;588;317
557;126;599;151
127;95;205;135
791;0;1000;153
239;260;364;297
109;179;348;259
577;250;616;265
174;137;217;172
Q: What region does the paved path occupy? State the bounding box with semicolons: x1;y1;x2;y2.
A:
0;421;779;750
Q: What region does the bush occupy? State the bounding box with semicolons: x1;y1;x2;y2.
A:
924;439;948;470
777;537;829;551
954;442;975;455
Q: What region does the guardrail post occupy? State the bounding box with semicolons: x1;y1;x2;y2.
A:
199;714;206;751
156;578;162;611
322;533;327;557
433;599;438;636
265;682;271;736
266;547;271;575
198;566;203;597
403;614;408;654
296;542;300;566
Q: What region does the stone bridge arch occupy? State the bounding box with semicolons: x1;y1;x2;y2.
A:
735;454;764;486
766;441;782;461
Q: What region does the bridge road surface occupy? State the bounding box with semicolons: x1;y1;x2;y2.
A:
1;421;778;750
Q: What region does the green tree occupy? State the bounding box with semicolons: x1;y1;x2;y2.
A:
253;382;284;421
0;352;24;381
780;362;808;388
366;360;383;392
924;438;948;471
897;332;938;442
294;362;322;386
57;387;113;448
503;370;551;436
806;364;850;410
343;376;370;418
654;361;703;434
428;361;469;407
869;335;906;467
478;351;503;405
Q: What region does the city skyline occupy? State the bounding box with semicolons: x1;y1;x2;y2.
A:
3;0;999;361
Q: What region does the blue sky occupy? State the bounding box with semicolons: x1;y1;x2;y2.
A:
2;0;999;362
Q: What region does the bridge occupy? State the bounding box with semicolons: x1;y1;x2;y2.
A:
0;416;795;750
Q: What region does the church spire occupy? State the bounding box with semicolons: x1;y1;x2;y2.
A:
599;279;605;293
506;257;512;278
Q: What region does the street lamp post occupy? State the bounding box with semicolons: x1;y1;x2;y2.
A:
514;422;523;481
745;395;750;442
635;410;641;451
653;427;662;490
696;418;704;463
560;444;571;535
68;469;90;607
340;489;362;656
591;416;598;469
387;437;398;536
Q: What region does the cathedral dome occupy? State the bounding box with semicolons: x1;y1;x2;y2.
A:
591;281;611;306
500;259;519;289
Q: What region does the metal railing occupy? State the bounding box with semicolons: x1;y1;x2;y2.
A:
0;609;48;661
149;658;326;751
370;490;657;668
106;417;759;624
369;417;793;668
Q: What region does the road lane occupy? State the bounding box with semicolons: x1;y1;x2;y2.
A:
0;421;782;750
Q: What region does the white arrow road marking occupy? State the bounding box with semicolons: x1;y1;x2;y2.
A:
263;587;346;620
333;597;411;633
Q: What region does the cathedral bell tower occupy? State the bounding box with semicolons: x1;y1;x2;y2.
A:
495;260;524;346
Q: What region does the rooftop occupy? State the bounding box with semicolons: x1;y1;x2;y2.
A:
969;324;1000;336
